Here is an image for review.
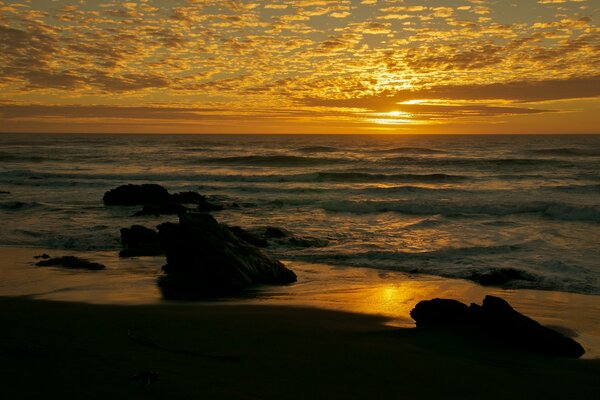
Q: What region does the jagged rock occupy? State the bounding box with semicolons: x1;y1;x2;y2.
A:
120;225;164;257
134;202;188;216
470;268;536;286
410;295;585;358
157;213;296;299
228;226;269;248
103;184;171;206
36;256;105;270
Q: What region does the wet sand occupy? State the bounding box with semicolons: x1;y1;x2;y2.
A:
1;246;600;398
1;297;599;399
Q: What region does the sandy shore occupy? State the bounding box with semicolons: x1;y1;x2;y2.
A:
0;296;599;399
1;246;600;398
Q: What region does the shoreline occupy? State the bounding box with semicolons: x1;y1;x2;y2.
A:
1;245;600;359
1;296;599;399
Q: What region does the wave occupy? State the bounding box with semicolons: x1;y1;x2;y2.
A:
287;243;598;294
295;146;341;153
548;183;600;194
194;155;352;166
377;147;446;154
319;200;600;222
0;169;470;185
385;156;577;168
0;201;41;211
528;148;600;157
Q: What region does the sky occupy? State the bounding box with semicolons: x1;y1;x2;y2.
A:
0;0;599;134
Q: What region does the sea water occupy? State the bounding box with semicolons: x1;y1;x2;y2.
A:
1;133;599;295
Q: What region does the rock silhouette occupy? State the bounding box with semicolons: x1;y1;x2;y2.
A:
36;256;106;271
157;213;297;299
410;295;585;358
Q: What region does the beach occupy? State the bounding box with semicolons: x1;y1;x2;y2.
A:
1;246;600;398
2;296;600;399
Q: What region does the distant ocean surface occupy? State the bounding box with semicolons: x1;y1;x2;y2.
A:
1;134;599;295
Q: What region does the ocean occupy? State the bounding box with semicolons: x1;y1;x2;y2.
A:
1;133;600;296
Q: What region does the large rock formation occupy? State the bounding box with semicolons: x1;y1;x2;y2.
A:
410;296;585;358
157;213;297;298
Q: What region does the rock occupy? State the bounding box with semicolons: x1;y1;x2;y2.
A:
474;295;585;358
36;256;105;270
237;226;328;248
170;191;206;204
410;296;585;358
120;225;164;257
33;253;51;259
0;191;10;195
196;201;223;212
103;184;222;215
103;184;171;206
410;298;472;327
228;226;269;248
470;268;536;286
157;213;296;299
264;226;290;238
134;202;188;216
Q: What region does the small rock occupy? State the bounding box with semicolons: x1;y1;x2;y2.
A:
36;256;105;270
33;254;51;259
103;184;171;206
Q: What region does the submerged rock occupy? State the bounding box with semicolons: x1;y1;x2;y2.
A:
410;295;585;358
470;268;536;286
228;226;269;248
157;213;296;299
170;191;206;204
229;226;328;248
36;256;105;271
120;225;164;257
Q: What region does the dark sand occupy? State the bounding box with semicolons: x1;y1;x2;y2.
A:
1;296;599;399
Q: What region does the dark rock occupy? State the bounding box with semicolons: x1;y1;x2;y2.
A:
471;268;536;286
196;201;223;212
157;213;296;299
475;295;585;358
410;298;472;327
120;225;164;257
33;253;51;259
0;191;10;195
103;184;171;206
134;202;188;216
228;226;269;248
36;256;105;270
170;191;206;204
410;295;585;358
264;226;290;238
